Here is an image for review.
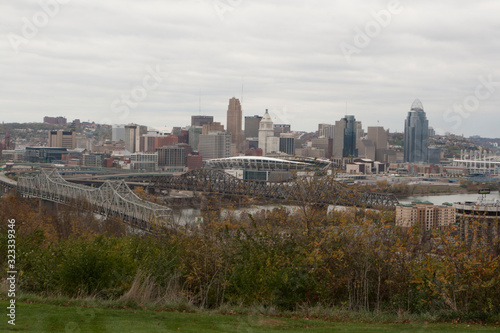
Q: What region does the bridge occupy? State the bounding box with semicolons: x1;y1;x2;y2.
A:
4;169;172;231
0;172;17;192
0;168;399;232
148;169;399;210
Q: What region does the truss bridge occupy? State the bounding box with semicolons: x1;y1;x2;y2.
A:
16;169;172;231
149;169;399;210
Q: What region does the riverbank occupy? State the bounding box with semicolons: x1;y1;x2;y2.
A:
398;190;500;205
395;184;470;197
365;180;500;198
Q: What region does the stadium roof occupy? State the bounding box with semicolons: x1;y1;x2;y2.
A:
203;156;330;171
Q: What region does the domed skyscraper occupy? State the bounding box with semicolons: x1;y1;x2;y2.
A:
410;99;424;112
404;99;429;163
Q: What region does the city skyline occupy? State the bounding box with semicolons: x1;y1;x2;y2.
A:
2;1;500;137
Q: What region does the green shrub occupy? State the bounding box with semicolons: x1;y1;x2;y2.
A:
56;235;136;297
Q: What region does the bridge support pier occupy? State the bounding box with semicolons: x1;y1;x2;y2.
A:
201;194;221;223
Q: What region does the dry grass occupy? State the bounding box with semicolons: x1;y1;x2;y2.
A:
120;270;192;309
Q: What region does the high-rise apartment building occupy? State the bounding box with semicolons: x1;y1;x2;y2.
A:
318;124;334;139
267;137;280;155
177;129;189;144
367;126;388;163
357;139;376;160
226;97;242;153
48;130;76;149
244;115;262;139
311;138;330;159
157;146;186;170
191;115;214;127
334;115;359;158
76;136;93;151
188;126;203;151
125;124;141;153
130;153;158;172
202;122;224;135
140;134;157;153
186;154;203;170
157;135;178;149
112;125;126;142
279;133;295;155
198;132;232;160
396;201;455;231
274;124;291;137
404;99;429;163
83;153;105;168
2;132;13;150
176;143;193;158
428;147;442;164
139;133;178;153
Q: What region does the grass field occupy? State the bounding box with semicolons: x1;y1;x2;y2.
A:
1;301;500;332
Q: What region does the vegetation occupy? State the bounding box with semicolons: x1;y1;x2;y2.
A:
1;191;500;325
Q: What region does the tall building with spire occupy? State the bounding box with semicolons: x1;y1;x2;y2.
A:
226;97;242;154
258;109;278;155
404;99;429;163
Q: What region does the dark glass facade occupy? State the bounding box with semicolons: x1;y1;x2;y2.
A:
404;99;429;163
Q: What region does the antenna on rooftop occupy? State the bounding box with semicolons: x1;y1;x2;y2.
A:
198;89;201;114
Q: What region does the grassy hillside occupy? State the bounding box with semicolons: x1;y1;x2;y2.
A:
1;300;498;332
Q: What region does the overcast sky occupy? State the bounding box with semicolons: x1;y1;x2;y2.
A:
1;0;499;137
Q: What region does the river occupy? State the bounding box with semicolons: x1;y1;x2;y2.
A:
172;203;360;225
171;192;500;225
170;205;302;225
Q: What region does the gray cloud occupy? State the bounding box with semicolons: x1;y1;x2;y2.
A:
1;0;499;137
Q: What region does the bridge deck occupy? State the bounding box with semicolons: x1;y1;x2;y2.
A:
0;173;18;187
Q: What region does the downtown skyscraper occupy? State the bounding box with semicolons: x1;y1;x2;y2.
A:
404;99;429;163
334;115;361;158
226;97;242;153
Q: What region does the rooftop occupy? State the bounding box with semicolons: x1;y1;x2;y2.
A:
410;99;424;112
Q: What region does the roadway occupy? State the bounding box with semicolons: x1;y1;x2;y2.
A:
0;172;18;187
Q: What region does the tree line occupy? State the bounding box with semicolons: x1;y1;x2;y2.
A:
1;192;499;321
